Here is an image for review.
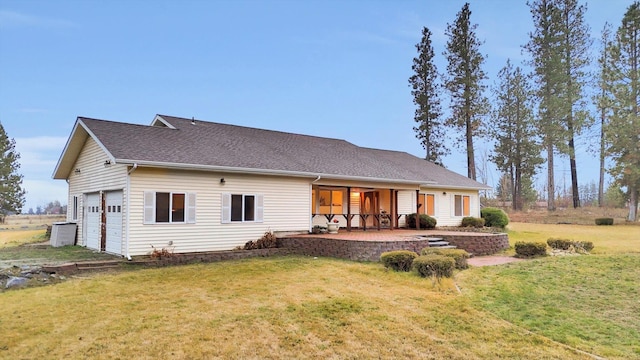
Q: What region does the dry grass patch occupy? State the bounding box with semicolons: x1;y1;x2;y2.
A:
0;229;46;248
507;222;640;254
0;257;590;359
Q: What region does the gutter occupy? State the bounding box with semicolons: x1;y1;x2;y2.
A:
114;159;437;186
124;163;138;260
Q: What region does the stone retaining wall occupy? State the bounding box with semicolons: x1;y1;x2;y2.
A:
279;233;509;261
439;234;509;256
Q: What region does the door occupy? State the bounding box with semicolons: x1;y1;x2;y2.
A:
85;193;100;250
361;192;379;228
105;191;123;254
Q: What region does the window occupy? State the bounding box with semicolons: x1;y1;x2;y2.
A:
418;194;435;216
454;195;470;217
72;196;79;221
222;193;263;223
144;191;196;224
315;189;343;214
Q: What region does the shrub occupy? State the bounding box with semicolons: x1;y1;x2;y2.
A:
380;250;418;272
406;213;437;229
481;207;509;228
461;216;485;228
547;238;573;250
575;241;594;252
595;218;614;226
515;241;547;257
412;255;455;278
421;248;470;269
244;230;278;250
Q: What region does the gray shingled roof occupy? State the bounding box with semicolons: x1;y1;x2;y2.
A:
76;115;487;189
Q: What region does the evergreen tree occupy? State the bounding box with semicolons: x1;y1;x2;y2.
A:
443;2;489;180
525;0;565;211
409;27;448;164
607;2;640;221
594;22;615;207
557;0;592;208
490;60;543;211
0;122;26;223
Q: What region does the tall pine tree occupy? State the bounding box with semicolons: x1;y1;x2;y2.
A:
0;122;26;223
490;60;543;211
557;0;592;208
594;22;614;207
607;1;640;221
525;0;564;210
444;2;489;180
409;27;447;165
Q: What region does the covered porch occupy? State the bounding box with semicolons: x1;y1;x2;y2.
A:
311;185;434;231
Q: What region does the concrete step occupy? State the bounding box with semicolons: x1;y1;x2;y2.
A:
428;241;452;247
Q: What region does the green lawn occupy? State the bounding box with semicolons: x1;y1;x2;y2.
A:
0;223;638;358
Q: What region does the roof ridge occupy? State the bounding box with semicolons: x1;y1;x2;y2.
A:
158;114;355;145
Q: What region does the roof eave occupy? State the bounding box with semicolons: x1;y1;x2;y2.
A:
114;159;437;186
52;118;117;179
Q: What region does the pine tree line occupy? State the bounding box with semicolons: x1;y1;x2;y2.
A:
409;1;639;220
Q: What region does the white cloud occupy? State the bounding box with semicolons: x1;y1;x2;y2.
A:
22;179;68;211
0;10;76;29
11;136;69;210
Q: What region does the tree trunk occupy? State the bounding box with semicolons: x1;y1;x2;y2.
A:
569;133;580;208
466;114;476;180
547;143;556;211
629;187;638;222
598;111;605;207
514;166;523;211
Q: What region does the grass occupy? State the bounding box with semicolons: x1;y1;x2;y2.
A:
0;229;47;248
458;254;640;359
0;229;118;264
507;222;640;254
0;218;638;358
0;257;593;359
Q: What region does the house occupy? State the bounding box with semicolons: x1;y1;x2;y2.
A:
53;115;490;258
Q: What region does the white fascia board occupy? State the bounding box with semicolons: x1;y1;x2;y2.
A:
114;158;435;186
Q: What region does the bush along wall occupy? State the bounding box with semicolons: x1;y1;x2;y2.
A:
515;241;547;257
380;250;418;272
481;207;509;228
595;218;614;226
405;213;437;229
412;255;455;278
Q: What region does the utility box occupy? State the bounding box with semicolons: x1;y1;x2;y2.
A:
50;222;77;247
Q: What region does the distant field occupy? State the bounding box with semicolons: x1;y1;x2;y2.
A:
507;222;640;254
1;214;66;230
507;207;630;225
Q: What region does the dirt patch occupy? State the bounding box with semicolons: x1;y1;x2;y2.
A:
468;256;524;267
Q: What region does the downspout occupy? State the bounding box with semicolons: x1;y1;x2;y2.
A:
310;176;321;231
124;163;138;260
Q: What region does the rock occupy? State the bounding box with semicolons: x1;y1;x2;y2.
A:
5;277;28;289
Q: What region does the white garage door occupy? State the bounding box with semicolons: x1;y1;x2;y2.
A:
85;193;100;250
105;191;123;254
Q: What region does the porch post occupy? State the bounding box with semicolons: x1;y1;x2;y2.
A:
347;187;352;232
415;190;420;230
389;188;394;231
394;190;399;229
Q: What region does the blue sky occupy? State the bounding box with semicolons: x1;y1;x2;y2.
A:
0;0;632;211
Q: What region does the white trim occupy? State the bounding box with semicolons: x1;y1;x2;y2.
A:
150;115;177;129
144;191;195;224
113;159;443;187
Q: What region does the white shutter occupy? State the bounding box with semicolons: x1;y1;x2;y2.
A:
187;193;196;224
221;193;231;223
144;191;155;224
255;194;264;223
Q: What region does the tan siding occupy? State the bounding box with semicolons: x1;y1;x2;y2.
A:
397;190;415;227
66;138;127;248
421;188;480;226
128;168;310;256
